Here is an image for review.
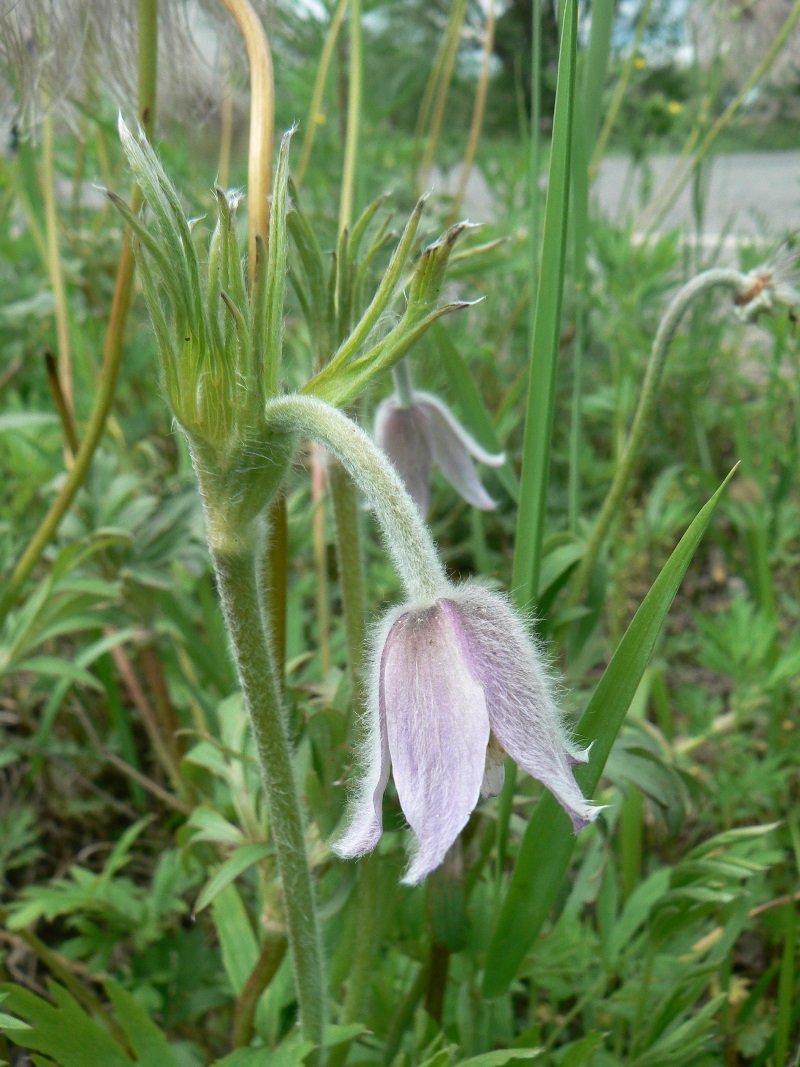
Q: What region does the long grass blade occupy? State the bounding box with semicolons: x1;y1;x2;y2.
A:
483;466;737;997
511;0;577;607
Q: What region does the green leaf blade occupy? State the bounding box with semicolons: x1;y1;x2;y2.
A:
483;468;736;997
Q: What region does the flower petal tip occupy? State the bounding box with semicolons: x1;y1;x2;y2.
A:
330;808;384;861
570;804;605;833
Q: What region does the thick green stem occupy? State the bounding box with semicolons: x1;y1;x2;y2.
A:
567;268;750;610
211;533;326;1057
0;0;158;628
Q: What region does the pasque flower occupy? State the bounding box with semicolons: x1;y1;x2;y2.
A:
333;584;600;885
375;390;505;514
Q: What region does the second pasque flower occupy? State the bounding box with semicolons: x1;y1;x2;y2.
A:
374;390;505;515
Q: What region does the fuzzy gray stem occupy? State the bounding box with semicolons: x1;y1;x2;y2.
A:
211;532;326;1059
265;394;448;602
567;267;750;609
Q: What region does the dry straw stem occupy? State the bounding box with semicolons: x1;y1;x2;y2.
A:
221;0;274;282
414;0;468;193
589;0;653;179
338;0;362;236
296;0;349;187
447;0;497;228
42;113;75;421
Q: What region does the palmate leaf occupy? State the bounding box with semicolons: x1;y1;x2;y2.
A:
0;982;133;1067
483;468;736;997
1;980;180;1067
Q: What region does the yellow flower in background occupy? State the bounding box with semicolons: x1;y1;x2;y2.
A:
634;55;646;69
668;100;683;115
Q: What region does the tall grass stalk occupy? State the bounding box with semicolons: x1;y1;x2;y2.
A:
568;0;614;532
511;0;577;607
338;0;362;238
446;0;497;228
296;0;349;187
414;0;467;192
42;114;74;426
590;0;653;178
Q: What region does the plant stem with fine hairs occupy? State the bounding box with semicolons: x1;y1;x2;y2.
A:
567;268;751;610
210;529;326;1058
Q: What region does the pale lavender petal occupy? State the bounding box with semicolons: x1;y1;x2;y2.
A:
445;586;600;832
374;398;435;514
481;734;506;799
416;392;505;467
331;611;398;860
418;395;502;511
382;601;490;885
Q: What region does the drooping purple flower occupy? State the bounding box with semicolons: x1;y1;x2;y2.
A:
374;391;505;515
332;585;600;885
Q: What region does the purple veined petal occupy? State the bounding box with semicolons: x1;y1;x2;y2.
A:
331;613;398;861
445;586;601;833
382;601;491;885
417;394;502;511
374;398;435;514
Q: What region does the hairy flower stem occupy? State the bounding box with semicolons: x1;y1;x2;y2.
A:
0;0;158;628
265;396;447;603
567;268;751;611
391;359;415;408
211;533;326;1058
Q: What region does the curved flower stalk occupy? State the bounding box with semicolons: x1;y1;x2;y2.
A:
375;385;505;515
567;255;800;611
265;395;600;885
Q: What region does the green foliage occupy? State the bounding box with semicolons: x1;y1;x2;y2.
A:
1;2;800;1066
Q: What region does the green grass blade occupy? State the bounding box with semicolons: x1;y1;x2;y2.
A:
581;0;615;152
568;0;614;530
483;466;737;998
511;0;577;607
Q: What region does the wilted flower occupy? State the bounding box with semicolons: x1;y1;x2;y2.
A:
374;391;504;515
333;584;600;884
734;242;800;320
